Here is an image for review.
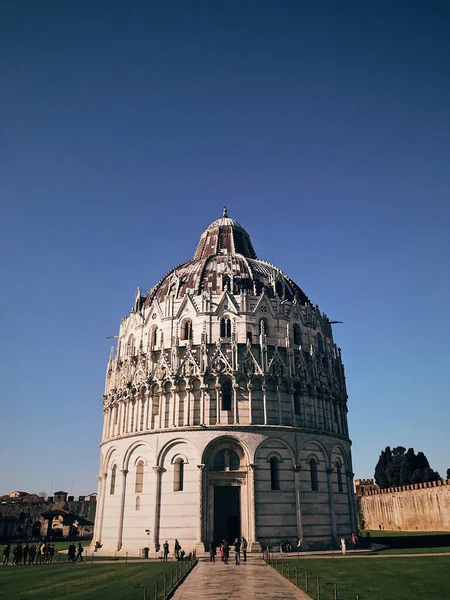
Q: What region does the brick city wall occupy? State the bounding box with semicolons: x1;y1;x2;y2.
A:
358;479;450;531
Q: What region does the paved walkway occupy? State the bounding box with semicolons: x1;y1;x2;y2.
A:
171;557;311;599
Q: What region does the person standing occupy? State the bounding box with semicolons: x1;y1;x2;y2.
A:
233;538;241;565
163;540;169;562
76;543;84;561
22;543;29;565
48;544;55;564
2;543;10;565
223;541;229;565
28;544;36;565
209;541;216;563
241;537;247;562
220;541;225;562
340;537;346;555
174;539;180;559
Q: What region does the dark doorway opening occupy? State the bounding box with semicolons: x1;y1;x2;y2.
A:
213;486;241;544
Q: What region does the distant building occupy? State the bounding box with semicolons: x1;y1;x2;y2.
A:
94;210;356;555
354;479;379;497
0;490;96;540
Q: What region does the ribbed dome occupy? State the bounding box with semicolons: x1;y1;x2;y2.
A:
193;206;257;260
144;209;310;307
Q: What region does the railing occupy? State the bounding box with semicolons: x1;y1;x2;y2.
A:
266;550;362;600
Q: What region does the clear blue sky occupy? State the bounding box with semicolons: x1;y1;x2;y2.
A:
1;1;449;496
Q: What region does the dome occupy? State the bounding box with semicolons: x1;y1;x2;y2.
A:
144;208;310;307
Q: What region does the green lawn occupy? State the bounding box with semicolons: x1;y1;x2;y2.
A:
372;546;450;555
362;529;450;537
0;561;192;600
273;556;450;600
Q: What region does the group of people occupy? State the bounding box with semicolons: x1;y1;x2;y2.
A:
2;542;55;565
209;537;248;565
339;533;359;555
2;542;85;565
162;539;191;562
67;543;84;561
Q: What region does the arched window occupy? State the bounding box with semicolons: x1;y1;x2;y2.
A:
127;335;135;357
221;379;232;411
293;324;302;345
260;318;269;336
150;326;158;349
317;333;324;354
173;458;184;492
181;319;193;341
293;383;301;416
110;465;117;495
309;458;319;491
222;275;231;292
270;457;280;491
336;461;343;493
220;317;232;338
135;460;144;494
135;496;141;511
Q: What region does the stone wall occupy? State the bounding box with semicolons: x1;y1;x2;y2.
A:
358;480;450;531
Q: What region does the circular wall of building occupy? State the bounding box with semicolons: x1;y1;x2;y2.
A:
93;209;356;555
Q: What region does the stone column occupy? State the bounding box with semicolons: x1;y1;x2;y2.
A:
116;469;128;551
101;409;108;441
92;472;107;545
248;463;261;552
185;386;191;426
247;382;253;425
158;390;163;429
200;386;206;425
326;467;337;545
293;465;304;544
144;392;151;430
290;387;296;426
346;470;357;532
152;466;166;551
195;464;206;553
233;383;239;424
262;384;268;425
215;384;221;424
171;386;177;427
277;386;282;424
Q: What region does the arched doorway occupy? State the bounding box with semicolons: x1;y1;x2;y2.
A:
202;438;250;545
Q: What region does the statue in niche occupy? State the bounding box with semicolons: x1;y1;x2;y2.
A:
224;451;230;471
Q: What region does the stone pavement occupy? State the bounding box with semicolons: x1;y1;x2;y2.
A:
171;557;311;599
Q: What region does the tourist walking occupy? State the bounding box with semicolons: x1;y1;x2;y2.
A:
75;543;84;561
223;541;229;565
340;537;346;555
233;538;240;565
220;541;225;562
163;540;169;562
2;543;10;565
174;539;181;559
351;533;359;550
241;537;247;562
209;541;216;563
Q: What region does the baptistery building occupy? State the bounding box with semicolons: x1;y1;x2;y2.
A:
93;209;356;555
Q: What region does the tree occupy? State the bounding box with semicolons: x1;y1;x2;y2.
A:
374;447;392;488
399;448;416;486
374;446;441;489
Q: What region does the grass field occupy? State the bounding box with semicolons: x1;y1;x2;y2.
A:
0;561;191;600
274;556;450;600
362;530;449;537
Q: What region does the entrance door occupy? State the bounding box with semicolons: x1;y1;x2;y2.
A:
213;486;241;544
